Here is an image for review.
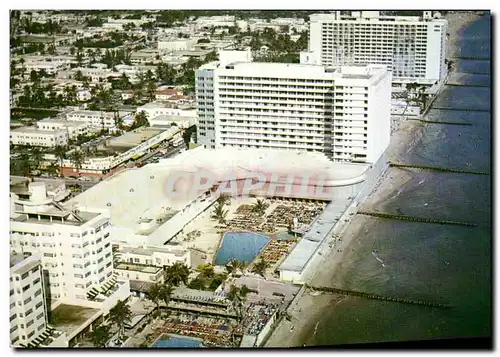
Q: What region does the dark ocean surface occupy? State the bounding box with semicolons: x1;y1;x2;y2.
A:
303;14;491;346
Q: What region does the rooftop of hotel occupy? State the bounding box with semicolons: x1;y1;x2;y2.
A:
50;304;100;338
106;126;173;148
119;245;187;257
11;126;66;134
66;147;369;237
11;209;101;226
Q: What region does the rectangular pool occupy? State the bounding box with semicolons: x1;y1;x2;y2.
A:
151;334;203;348
215;232;270;265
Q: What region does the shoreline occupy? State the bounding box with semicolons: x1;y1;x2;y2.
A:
264;11;481;348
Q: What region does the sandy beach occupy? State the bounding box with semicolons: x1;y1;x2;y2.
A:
265;11;481;348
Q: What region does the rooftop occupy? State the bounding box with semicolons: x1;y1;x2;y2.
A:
50;304;100;337
11;126;66;135
115;262;162;274
120;245;187;257
106;127;168;148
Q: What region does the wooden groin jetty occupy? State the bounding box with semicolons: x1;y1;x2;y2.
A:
358;210;477;228
305;284;452;309
389;162;490;176
445;83;489;88
408;119;472;126
431;107;490;112
456;71;490;75
450;56;490;61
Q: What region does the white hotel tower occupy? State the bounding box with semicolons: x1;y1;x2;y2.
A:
196;49;391;164
301;11;447;85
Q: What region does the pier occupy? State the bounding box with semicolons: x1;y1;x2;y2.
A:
358;210;478;228
388;162;490;176
304;284;452;309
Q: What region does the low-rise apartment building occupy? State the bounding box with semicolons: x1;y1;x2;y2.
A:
10;126;68;148
66;110;122;128
36;118;91;139
136;102;196;119
10;253;48;347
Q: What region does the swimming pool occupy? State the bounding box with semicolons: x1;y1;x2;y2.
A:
215;232;270;265
151;334;203;348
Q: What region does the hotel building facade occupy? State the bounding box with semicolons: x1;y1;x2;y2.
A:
195;50;392;164
301;11;447;85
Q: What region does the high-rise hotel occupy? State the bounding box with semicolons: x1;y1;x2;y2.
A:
196;49;392;164
301;11;447;85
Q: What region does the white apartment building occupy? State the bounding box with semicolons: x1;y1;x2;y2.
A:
66;110;120;128
157;38;197;53
36;118;91;139
136;103;196;119
10;126;68;148
114;245;194;283
304;11;447;85
10;203;116;304
195;50;391;163
77;89;92;102
10;253;48;347
155;88;184;101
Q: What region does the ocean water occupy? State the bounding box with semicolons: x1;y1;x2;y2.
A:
304;14;492;346
215;232;270;265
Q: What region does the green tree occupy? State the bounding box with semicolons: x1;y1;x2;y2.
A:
54;145;67;169
164;262;190;287
146;283;163;311
109;300;132;339
159;283;174;307
226;258;246;277
132;110;149;128
251;198;269;216
90;324;111;347
251;259;270;277
210;201;228;224
227;284;249;321
70;150;86;173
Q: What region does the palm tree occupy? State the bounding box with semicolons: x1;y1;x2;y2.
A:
251;259;270;277
108;300;132;340
146;283;163;311
45;162;60;177
133;110;149;128
210;201;228;224
226;258;246;277
251;198;269;216
164;262;190;287
90;324;111;347
216;193;231;206
30;147;44;172
146;80;157;102
70;150;86;174
159;283;174;307
227;284;249;321
54;145;67;170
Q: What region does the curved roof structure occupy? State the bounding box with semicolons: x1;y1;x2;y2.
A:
67;147;370;235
